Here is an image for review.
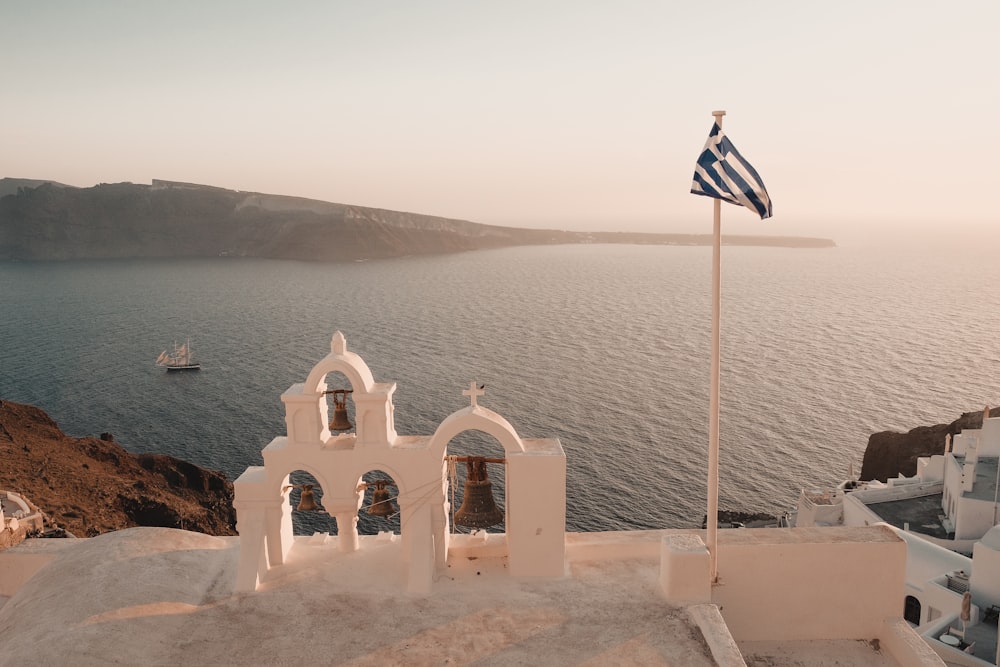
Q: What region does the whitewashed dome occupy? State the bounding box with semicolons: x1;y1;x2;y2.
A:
981;524;1000;551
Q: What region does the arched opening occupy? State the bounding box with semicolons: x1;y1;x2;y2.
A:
286;470;333;536
904;595;922;625
323;371;356;434
357;469;400;535
445;429;507;534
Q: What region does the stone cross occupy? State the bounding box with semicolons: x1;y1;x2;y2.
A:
463;381;485;408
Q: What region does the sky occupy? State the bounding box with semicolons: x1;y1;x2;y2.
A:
3;1;998;246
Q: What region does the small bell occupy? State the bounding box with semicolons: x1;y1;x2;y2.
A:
296;483;320;512
367;480;396;517
329;388;353;431
454;457;504;528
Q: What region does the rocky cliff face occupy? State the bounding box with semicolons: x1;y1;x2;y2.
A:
0;399;236;537
0;180;569;261
860;407;998;482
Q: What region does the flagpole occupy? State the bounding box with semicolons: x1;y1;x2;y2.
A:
707;109;725;584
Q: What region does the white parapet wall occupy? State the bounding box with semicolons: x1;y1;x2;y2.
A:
661;527;939;665
847;481;944;508
971;525;1000;610
712;525;906;641
660;533;711;605
880;617;949;667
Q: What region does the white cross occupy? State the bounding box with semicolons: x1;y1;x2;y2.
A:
463;381;485;407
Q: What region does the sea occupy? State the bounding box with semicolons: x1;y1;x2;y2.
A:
2;242;999;534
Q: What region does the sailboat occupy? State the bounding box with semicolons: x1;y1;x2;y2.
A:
155;340;201;371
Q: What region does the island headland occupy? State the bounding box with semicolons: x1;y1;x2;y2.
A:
0;178;835;262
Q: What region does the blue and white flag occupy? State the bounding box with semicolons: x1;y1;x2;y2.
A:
691;123;772;220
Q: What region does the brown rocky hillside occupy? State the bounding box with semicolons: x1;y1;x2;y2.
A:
0;399;236;538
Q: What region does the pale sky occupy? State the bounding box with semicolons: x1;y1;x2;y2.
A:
3;1;998;245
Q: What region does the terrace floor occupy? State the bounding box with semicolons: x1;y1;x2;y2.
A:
866;493;950;539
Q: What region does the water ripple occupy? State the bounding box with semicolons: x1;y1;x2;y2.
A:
3;245;999;532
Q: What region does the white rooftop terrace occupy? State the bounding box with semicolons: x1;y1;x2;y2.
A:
0;525;943;666
0;334;950;665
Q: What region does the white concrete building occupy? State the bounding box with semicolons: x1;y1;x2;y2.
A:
794;409;1000;663
893;525;1000;665
940;412;1000;543
795;408;1000;553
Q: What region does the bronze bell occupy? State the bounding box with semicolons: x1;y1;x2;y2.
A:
454;457;504;528
296;484;320;512
367;480;396;517
329;388;353;431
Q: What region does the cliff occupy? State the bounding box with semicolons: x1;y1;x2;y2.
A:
0;178;835;261
0;399;236;538
860;407;998;482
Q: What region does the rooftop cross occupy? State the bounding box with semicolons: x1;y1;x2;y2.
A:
463;381;485;408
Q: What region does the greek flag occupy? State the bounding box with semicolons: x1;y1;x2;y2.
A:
691;122;772;220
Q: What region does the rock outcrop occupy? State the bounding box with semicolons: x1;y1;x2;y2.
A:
0;399;236;538
860;407;998;482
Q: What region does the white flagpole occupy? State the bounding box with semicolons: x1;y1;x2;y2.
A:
707;109;725;583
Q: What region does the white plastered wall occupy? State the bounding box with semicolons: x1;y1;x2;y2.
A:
980;415;1000;457
711;525;906;641
971;526;1000;609
234;332;566;593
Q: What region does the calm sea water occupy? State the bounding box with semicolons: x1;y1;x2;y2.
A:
2;243;999;533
